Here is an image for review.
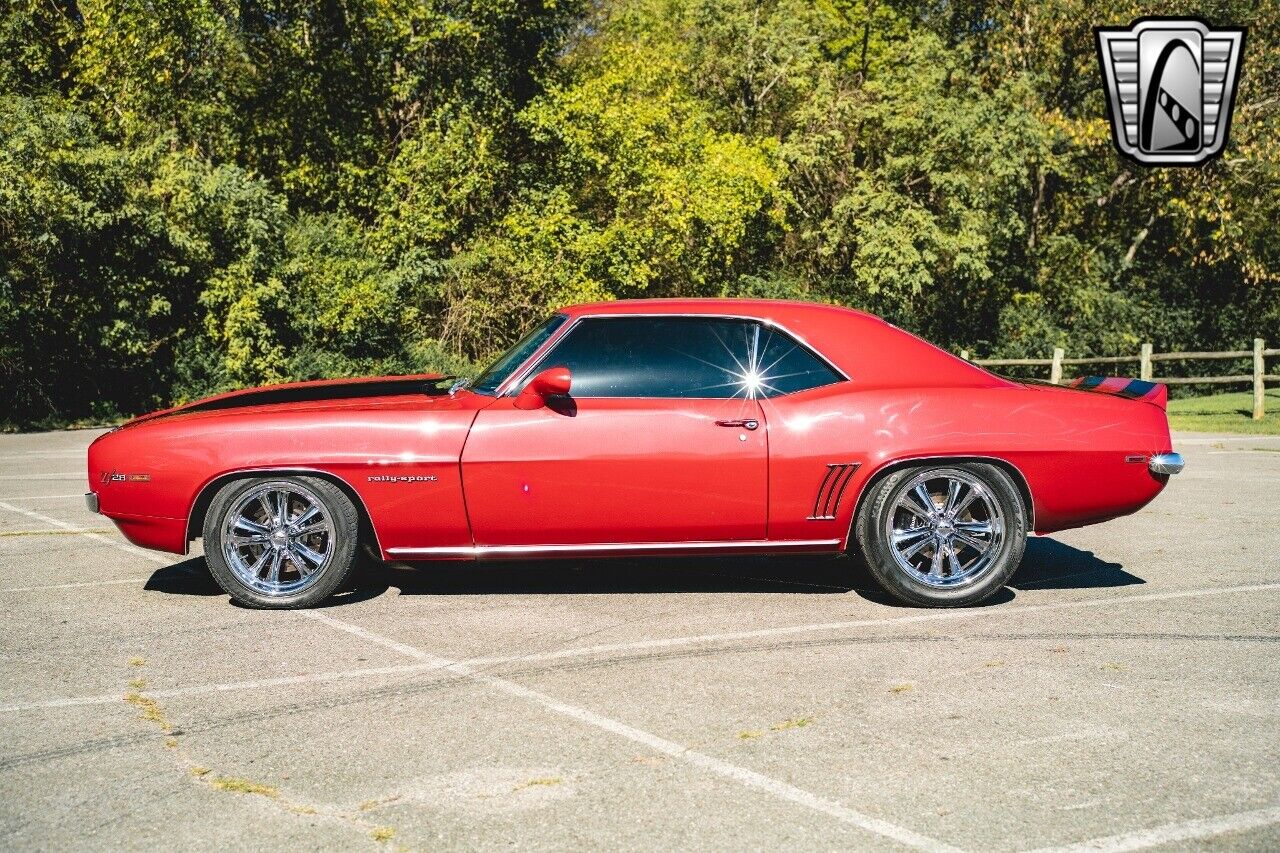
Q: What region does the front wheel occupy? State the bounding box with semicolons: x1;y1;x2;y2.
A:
203;476;359;609
854;463;1027;607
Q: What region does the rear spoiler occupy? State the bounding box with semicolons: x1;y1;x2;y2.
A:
1067;376;1168;410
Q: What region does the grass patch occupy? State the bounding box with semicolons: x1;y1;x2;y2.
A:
370;827;396;843
739;717;815;740
357;796;401;811
889;683;915;694
514;776;563;790
210;776;279;798
1167;389;1280;434
124;691;170;731
770;717;813;731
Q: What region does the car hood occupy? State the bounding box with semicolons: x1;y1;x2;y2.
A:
118;373;452;429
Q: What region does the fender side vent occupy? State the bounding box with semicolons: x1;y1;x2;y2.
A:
807;463;861;520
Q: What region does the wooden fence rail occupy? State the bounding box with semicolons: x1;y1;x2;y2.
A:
959;338;1277;420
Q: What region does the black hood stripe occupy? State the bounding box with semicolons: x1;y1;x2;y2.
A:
177;378;450;415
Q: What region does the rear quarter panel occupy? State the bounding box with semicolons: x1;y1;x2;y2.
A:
761;382;1173;543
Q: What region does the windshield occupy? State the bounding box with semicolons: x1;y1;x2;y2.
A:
470;314;569;396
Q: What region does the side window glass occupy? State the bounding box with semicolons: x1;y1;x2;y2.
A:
521;318;756;398
752;324;844;397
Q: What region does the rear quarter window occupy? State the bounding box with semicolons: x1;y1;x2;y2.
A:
753;324;843;397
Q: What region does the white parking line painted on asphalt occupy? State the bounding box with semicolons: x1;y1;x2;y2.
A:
0;448;84;455
0;502;170;566
0;528;114;537
4;580;1278;715
0;661;450;713
458;582;1280;668
0;474;84;480
1205;449;1280;455
1024;803;1280;852
301;608;962;853
0;577;151;594
0;494;93;501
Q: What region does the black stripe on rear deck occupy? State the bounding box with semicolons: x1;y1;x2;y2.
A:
1117;379;1156;399
1079;375;1106;389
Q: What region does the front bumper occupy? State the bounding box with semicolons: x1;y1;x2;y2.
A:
84;492;99;514
1149;452;1185;476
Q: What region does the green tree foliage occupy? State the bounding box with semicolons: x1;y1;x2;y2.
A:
3;96;195;421
1;0;1278;426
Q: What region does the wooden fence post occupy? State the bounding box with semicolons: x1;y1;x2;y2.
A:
1255;338;1266;420
1140;343;1153;381
1050;347;1064;384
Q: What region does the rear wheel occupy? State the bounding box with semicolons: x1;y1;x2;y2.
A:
203;476;359;609
854;463;1026;607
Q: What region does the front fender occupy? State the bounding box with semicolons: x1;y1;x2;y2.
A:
87;400;481;556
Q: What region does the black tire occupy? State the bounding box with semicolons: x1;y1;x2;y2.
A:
853;462;1027;607
203;475;360;609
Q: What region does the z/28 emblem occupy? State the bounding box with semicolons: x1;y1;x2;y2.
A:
100;472;150;484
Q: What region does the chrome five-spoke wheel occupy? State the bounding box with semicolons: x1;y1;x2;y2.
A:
223;481;333;595
204;475;360;608
855;462;1027;607
886;469;1005;589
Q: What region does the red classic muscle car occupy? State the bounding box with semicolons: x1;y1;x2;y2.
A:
86;299;1183;608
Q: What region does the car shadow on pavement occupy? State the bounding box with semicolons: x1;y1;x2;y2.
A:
367;554;863;599
143;557;223;596
354;537;1142;605
142;537;1142;607
1008;538;1144;591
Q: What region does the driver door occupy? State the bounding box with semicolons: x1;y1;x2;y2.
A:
460;316;768;546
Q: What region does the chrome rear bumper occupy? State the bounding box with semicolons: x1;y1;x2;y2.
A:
1148;452;1185;476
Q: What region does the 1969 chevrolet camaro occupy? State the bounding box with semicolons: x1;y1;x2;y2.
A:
86;299;1183;609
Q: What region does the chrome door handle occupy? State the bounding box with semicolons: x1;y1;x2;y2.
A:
715;419;758;430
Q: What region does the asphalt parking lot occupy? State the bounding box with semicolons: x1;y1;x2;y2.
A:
0;429;1277;851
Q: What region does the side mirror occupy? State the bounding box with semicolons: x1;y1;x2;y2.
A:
514;366;572;410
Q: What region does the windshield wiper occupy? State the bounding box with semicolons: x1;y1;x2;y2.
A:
448;377;472;397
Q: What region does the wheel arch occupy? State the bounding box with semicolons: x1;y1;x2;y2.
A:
186;468;381;556
846;454;1035;548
